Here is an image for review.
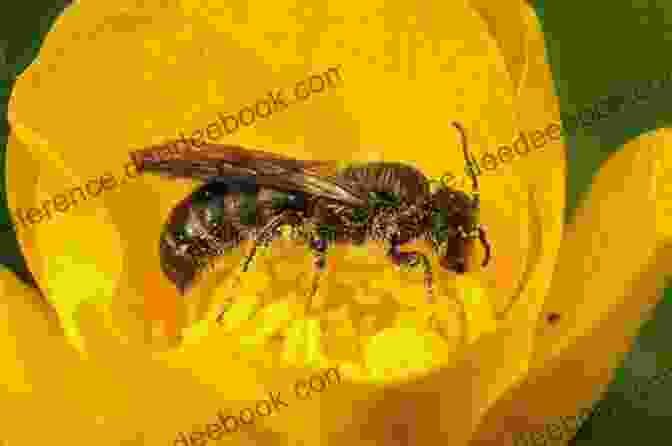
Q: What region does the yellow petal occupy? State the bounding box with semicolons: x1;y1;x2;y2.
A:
0;269;44;393
0;269;161;445
7;123;127;355
364;325;452;382
473;126;659;443
456;276;498;344
457;2;567;438
655;128;672;248
468;0;529;94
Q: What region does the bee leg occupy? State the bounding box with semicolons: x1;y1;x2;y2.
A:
241;211;292;272
215;297;235;325
387;240;434;304
478;225;492;267
217;212;291;325
241;240;259;272
306;237;328;315
387;242;467;343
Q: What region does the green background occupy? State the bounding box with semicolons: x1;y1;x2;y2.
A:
530;1;671;443
0;1;668;444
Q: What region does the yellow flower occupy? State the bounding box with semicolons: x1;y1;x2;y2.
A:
3;0;660;444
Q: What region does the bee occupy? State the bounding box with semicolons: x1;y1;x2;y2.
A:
131;122;491;321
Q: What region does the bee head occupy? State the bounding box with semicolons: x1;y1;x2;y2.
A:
428;122;491;273
429;190;482;273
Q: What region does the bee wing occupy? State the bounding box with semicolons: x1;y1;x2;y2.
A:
130;142;367;207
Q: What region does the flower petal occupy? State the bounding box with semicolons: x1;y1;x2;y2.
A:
473;126;659;444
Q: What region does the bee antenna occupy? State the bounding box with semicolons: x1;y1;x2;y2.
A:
452;122;479;197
